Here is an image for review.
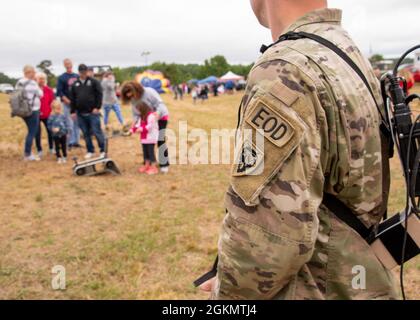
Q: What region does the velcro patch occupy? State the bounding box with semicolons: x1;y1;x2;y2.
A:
230;84;306;206
246;101;295;148
233;140;264;177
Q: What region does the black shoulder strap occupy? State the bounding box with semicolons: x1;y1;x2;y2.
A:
193;256;218;287
322;193;374;240
262;31;389;133
268;31;382;240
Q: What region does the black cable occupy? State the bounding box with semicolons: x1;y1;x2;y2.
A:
407;115;420;211
393;44;420;76
383;80;419;300
377;43;420;300
400;113;420;300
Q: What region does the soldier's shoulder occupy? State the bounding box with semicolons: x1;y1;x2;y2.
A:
254;41;307;70
246;43;318;103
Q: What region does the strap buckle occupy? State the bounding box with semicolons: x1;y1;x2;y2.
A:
278;32;302;42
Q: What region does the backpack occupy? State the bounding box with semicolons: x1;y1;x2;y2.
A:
9;81;35;118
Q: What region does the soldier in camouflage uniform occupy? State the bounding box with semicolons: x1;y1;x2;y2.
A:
201;2;399;300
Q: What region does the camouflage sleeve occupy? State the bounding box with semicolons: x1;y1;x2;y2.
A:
213;60;324;299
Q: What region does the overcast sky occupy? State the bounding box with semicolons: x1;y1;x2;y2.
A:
1;0;419;77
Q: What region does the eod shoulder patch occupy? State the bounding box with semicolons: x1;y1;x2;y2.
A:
246;100;295;148
230;83;307;206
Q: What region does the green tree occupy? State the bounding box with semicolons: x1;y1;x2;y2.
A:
0;72;17;85
369;54;384;63
230;63;253;79
200;55;230;78
37;60;57;87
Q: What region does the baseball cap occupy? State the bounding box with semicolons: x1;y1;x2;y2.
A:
78;64;88;72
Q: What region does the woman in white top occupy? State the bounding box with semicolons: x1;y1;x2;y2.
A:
15;65;43;161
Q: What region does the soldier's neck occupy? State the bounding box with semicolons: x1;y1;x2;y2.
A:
267;1;327;41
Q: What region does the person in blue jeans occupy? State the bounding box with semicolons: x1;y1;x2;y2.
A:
101;72;124;129
56;58;80;148
23;111;40;159
69;64;105;159
15;65;43;161
77;113;105;158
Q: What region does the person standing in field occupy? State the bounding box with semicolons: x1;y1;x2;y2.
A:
47;101;69;164
191;86;198;104
69;64;105;159
121;81;170;174
199;85;209;103
101;71;125;130
15;65;43;161
35;72;55;157
56;58;80;149
130;101;159;175
177;84;184;100
198;0;398;300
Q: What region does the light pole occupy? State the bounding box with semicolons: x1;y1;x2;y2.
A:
141;51;151;67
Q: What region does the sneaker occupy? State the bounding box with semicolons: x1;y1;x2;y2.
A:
138;165;149;173
100;152;106;158
160;166;169;174
24;155;37;161
84;153;93;159
146;166;159;175
37;151;43;158
62;157;67;164
57;157;63;164
49;148;54;155
33;154;41;161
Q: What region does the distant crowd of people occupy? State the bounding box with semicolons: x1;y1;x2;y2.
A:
15;59;170;175
172;80;240;104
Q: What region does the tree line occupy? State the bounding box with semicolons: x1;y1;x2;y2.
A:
113;55;253;85
0;72;17;86
0;55;253;89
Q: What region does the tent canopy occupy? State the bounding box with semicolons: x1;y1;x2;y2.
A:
220;71;244;82
197;76;218;85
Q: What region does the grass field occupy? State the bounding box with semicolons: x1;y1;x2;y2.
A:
0;87;418;300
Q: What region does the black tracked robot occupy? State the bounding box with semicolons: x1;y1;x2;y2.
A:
72;137;121;176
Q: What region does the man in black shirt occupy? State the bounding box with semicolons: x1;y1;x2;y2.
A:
70;64;105;159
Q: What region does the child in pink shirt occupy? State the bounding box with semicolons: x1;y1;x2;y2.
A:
131;102;159;175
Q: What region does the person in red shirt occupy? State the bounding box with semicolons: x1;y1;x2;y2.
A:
35;72;55;156
399;69;415;93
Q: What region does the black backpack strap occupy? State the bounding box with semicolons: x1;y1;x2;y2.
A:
322;193;374;240
262;31;390;135
193;256;218;287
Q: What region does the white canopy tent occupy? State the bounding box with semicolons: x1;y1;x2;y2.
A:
220;71;244;82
